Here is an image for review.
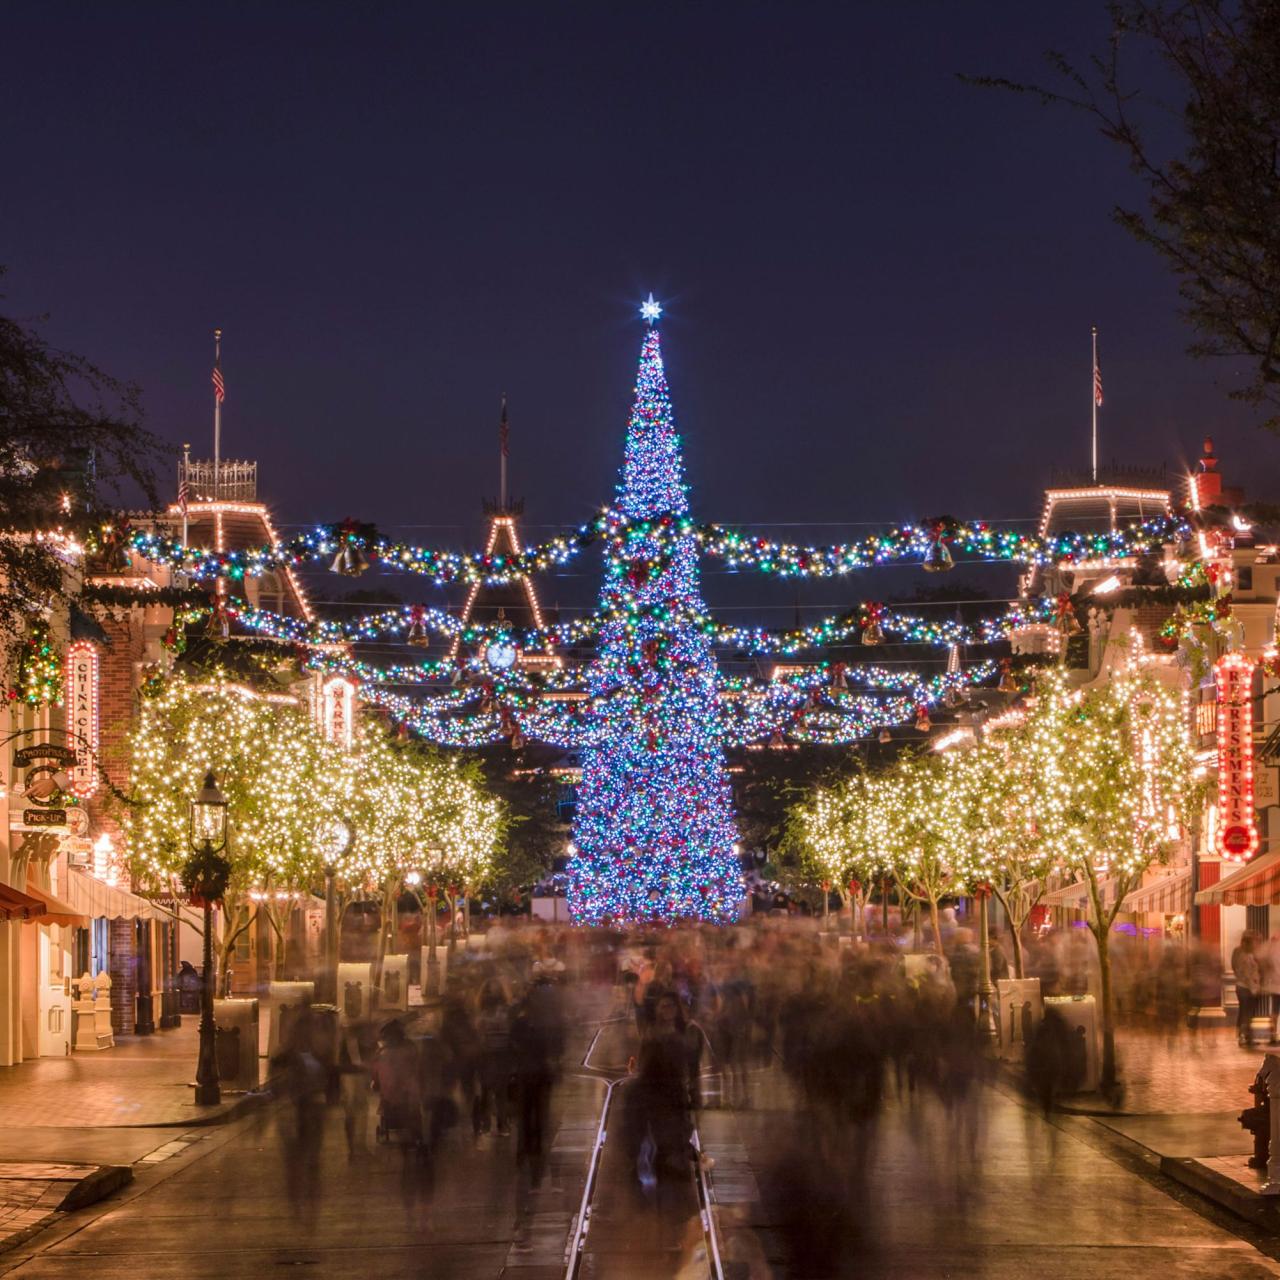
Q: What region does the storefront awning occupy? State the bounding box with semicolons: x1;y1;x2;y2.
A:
22;877;89;927
64;869;163;922
1041;877;1120;909
1120;868;1191;915
0;882;47;921
1195;849;1280;907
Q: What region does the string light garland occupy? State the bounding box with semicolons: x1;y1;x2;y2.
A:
231;590;1055;657
121;508;1192;588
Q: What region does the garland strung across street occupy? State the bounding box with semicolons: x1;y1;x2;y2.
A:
230;596;1056;653
87;305;1222;785
349;657;998;749
120;508;1193;587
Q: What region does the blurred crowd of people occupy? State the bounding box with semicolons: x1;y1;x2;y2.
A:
262;912;1238;1246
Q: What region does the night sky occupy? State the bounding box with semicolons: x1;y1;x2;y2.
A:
5;3;1275;610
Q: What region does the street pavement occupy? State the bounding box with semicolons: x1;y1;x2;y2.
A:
2;1011;1280;1276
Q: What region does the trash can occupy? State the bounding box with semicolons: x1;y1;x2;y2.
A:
379;956;409;1011
310;1003;340;1100
266;980;315;1060
337;963;374;1023
213;997;259;1088
1043;994;1100;1092
420;946;448;998
995;978;1043;1062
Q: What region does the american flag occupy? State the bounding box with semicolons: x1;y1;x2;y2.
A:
177;474;189;516
1093;345;1104;407
499;394;509;459
212;364;225;403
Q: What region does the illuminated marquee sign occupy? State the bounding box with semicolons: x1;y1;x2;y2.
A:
65;642;100;799
1215;652;1259;861
321;676;356;750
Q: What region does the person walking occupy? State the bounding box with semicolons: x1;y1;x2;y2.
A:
1260;934;1280;1045
1233;932;1262;1048
474;982;513;1136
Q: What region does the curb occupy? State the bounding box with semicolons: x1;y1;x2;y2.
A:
1162;1156;1280;1233
57;1164;133;1212
0;1163;134;1257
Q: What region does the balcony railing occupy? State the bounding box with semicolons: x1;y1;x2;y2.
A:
179;458;257;503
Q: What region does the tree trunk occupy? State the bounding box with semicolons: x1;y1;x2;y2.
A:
928;898;944;958
1094;922;1117;1092
1007;915;1025;979
373;886;395;986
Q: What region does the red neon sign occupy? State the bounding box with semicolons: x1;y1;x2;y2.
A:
1215;652;1259;862
65;642;100;799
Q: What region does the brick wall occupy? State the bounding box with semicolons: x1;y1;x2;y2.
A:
108;916;135;1034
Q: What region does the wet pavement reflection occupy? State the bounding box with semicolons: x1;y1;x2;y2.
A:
6;922;1280;1279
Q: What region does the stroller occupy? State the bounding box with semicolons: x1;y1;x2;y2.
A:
371;1021;423;1147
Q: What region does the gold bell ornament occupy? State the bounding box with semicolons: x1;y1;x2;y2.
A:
330;543;370;576
922;524;954;573
405;607;429;648
862;606;885;647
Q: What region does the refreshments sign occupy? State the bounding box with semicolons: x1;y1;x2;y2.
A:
1215;652;1259;861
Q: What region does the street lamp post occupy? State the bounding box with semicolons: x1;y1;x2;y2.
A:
315;818;351;1006
185;771;230;1108
976;886;999;1044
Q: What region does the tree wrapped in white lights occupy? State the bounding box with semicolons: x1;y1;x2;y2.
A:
123;676;335;983
788;770;892;937
122;673;504;985
344;731;503;968
791;755;967;953
1021;663;1199;1089
948;735;1057;979
878;753;969;957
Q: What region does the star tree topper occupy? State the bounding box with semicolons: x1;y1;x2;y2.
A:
639;292;662;325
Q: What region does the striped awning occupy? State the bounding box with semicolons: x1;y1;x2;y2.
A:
1120;868;1191;915
64;869;162;922
1041;877;1120;909
1195;849;1280;907
22;876;89;927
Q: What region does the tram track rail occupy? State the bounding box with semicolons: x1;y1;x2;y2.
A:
563;1011;726;1280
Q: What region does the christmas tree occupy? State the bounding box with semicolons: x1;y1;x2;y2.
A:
567;307;743;923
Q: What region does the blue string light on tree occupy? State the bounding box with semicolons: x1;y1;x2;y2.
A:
566;303;743;924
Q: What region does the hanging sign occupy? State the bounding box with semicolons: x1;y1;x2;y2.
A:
1215;652;1260;861
321;675;356;750
65;642;100;798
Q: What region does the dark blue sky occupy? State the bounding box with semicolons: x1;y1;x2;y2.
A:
5;1;1273;560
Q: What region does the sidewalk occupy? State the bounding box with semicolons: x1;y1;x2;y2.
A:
0;1022;244;1131
0;1023;248;1255
1069;1020;1264;1115
1036;1021;1280;1234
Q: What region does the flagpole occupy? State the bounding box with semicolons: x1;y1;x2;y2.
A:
499;393;508;510
213;329;222;501
181;442;190;548
1091;325;1098;485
